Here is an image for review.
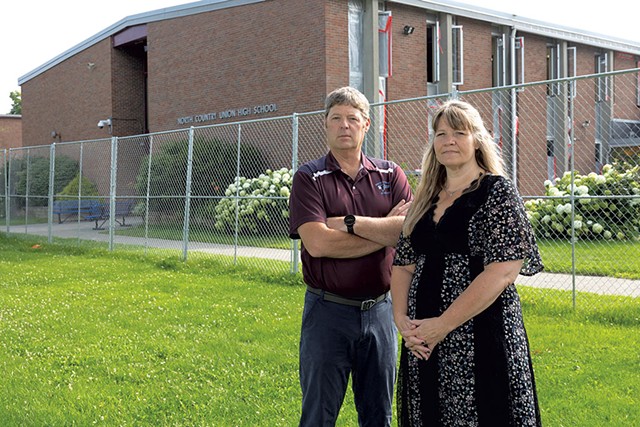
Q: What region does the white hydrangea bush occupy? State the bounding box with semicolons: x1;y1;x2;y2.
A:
525;163;640;241
214;167;293;234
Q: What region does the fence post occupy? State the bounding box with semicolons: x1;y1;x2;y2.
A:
182;127;195;261
47;144;56;243
567;79;577;309
290;113;300;274
3;149;8;232
510;86;518;187
24;148;31;233
6;148;13;232
109;136;118;251
144;134;154;256
76;142;85;243
232;124;242;265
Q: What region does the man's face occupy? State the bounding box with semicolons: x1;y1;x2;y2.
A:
324;104;370;153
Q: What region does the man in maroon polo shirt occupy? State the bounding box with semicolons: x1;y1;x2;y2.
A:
289;87;413;426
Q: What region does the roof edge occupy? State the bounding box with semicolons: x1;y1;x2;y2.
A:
391;0;640;56
18;0;265;85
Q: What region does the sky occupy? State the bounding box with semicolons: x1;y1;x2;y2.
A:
2;0;639;114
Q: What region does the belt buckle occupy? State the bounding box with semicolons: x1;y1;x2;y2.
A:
360;299;376;311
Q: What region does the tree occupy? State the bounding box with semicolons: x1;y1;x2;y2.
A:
15;156;79;207
135;137;268;217
9;90;21;115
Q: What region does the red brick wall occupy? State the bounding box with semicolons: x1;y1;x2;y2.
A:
325;0;350;93
21;39;113;147
0;116;22;150
112;47;147;135
147;0;332;132
385;4;428;100
613;52;640;121
455;17;493;91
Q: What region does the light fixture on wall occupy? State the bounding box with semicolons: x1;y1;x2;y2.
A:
403;25;415;35
97;118;112;134
97;117;144;135
51;130;61;141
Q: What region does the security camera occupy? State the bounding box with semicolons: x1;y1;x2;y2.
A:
97;118;112;129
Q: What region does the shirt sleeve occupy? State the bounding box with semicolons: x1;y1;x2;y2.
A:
472;177;544;276
288;169;326;239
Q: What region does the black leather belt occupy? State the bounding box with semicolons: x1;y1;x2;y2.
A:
306;286;389;311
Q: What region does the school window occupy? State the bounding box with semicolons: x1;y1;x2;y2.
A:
595;140;603;172
595;53;609;102
492;34;506;87
546;139;556;181
637;61;640;106
348;0;364;92
452;25;464;85
427;20;440;83
379;11;392;78
568;46;577;98
515;36;525;89
547;44;560;96
493;34;524;88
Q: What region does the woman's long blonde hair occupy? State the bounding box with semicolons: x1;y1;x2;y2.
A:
402;100;506;236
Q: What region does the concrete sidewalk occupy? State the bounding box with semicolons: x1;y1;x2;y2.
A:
7;219;639;298
10;218;292;262
516;272;639;298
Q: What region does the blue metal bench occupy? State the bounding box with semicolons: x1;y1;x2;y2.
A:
52;200;101;223
87;199;136;230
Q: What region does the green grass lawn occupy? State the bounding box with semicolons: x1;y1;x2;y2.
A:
537;238;640;279
113;223;293;250
0;233;639;426
113;225;640;279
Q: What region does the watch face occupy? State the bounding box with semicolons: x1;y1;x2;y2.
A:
344;215;355;226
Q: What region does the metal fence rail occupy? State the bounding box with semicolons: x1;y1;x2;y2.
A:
2;70;639;308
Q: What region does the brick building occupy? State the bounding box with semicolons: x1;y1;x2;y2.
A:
16;0;640;194
0;115;22;150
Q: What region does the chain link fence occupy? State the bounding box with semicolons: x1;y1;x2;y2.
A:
2;70;639;307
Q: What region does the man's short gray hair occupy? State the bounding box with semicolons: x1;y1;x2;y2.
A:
324;87;370;120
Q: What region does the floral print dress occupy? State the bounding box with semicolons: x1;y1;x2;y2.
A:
393;175;544;426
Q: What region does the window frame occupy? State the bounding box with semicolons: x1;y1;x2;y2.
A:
492;34;506;87
452;24;464;86
426;20;441;84
515;36;525;91
595;52;609;102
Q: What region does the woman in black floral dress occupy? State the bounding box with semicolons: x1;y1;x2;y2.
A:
391;100;544;426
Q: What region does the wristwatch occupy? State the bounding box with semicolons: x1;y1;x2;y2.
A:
344;214;356;234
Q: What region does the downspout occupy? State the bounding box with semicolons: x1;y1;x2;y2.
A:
510;26;518;186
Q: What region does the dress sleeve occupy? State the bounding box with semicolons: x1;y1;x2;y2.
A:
393;232;417;266
472;177;544;276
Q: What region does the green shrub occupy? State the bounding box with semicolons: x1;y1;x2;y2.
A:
56;174;99;200
399;163;421;194
214;167;292;235
15;156;79;207
525;162;640;241
406;170;421;194
135;138;267;217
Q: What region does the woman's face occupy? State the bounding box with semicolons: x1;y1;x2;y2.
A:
433;118;478;170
